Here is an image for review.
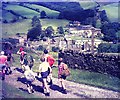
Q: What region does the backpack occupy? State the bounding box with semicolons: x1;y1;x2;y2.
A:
47;55;55;67
20;51;26;61
61;63;70;77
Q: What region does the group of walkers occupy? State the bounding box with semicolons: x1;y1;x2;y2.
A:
15;46;70;96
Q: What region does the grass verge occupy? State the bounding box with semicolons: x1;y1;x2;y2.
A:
52;67;120;92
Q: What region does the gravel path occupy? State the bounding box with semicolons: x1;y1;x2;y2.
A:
4;67;120;98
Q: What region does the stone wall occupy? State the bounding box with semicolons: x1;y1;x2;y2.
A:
59;50;120;78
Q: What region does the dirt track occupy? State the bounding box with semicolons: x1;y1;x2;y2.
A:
4;67;120;98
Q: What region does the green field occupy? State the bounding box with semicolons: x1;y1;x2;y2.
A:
2;19;32;37
41;19;69;30
24;3;60;18
79;1;97;9
99;3;119;22
2;19;69;36
4;4;40;18
2;10;17;22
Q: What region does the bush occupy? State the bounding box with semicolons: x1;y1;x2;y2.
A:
98;43;120;53
52;46;59;52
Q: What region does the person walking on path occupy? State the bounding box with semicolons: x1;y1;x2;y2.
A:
39;57;51;96
17;47;26;65
4;47;13;74
58;58;70;94
24;65;36;94
0;51;8;80
43;49;55;85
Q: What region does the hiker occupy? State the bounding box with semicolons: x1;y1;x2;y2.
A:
58;58;70;94
0;51;8;80
24;65;36;94
39;57;51;96
17;47;26;65
4;47;12;74
43;49;55;85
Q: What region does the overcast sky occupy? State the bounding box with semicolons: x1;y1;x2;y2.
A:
0;0;120;2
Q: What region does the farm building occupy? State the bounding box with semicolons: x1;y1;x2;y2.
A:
60;21;104;53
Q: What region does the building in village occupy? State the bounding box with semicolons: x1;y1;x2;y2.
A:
60;21;104;53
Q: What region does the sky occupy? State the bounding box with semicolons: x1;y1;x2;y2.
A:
0;0;120;2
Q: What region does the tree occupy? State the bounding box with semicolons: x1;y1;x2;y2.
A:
45;26;54;38
99;10;109;23
40;11;47;18
27;26;41;41
57;26;64;34
27;16;42;41
31;16;41;27
101;22;120;42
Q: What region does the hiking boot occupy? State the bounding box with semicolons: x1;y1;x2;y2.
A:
61;88;67;94
31;89;34;93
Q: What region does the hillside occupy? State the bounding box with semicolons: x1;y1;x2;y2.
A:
2;10;18;23
2;2;60;22
99;3;119;22
1;2;119;23
23;3;60;18
79;1;97;9
3;3;40;18
2;19;69;36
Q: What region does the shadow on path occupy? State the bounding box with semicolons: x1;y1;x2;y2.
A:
17;77;26;84
15;67;24;73
19;88;28;93
50;84;64;93
73;92;90;98
17;77;44;95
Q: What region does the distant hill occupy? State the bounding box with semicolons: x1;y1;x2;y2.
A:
1;1;119;23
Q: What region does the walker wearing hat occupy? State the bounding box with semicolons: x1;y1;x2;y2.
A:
0;51;8;80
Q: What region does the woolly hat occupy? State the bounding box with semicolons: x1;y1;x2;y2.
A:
1;51;4;55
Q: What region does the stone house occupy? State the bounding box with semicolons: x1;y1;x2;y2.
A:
62;22;104;53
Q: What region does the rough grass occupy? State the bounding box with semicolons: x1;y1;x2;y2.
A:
52;67;120;92
2;19;32;37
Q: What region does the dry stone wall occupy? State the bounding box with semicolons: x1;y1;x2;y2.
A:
59;50;120;78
